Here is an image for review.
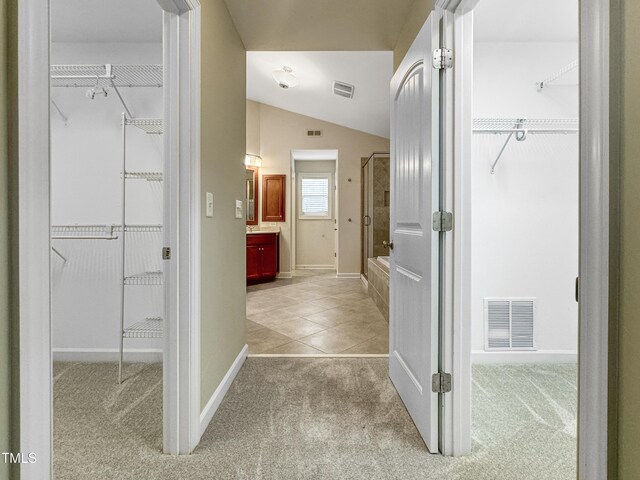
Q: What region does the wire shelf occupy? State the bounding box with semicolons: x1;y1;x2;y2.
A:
125;171;163;182
51;224;119;240
124;271;163;286
473;118;579;134
123;317;163;339
125;118;163;135
121;224;163;233
51;64;163;88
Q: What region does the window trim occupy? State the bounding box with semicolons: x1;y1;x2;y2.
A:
298;172;333;220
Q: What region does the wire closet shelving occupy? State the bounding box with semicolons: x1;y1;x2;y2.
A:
473;118;579;174
49;63;165;383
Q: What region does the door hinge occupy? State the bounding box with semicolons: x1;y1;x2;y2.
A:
432;211;453;232
433;48;453;70
162;247;171;260
432;372;452;393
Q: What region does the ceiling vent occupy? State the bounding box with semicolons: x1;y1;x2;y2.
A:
307;130;323;137
485;298;536;351
333;81;355;99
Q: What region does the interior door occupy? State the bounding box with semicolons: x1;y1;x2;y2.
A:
389;12;441;452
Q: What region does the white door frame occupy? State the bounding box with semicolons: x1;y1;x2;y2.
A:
158;0;202;455
17;1;201;478
439;0;611;477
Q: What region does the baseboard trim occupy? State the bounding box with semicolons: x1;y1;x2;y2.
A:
276;272;292;279
336;273;361;279
248;354;389;358
199;344;248;439
52;348;162;363
472;350;578;364
296;265;336;270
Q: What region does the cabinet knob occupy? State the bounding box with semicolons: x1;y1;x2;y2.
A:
382;240;394;250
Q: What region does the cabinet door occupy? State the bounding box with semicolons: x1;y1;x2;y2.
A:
260;243;278;278
246;245;261;280
262;175;286;222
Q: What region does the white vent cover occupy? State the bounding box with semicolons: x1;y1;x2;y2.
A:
333;81;355;99
484;298;536;351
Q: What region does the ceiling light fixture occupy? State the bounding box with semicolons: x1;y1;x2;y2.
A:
272;66;299;90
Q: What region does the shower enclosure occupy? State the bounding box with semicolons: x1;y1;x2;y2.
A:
361;153;390;279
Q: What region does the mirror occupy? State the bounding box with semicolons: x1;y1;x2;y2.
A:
246;166;258;225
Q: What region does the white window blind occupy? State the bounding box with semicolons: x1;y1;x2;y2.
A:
300;175;330;218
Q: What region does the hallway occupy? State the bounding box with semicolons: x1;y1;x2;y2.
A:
247;271;389;354
53;359;577;480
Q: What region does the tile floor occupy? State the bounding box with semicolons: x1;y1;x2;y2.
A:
247;270;389;354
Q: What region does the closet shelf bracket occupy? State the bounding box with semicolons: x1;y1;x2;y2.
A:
490;118;527;175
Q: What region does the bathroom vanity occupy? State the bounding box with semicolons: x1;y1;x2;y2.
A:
246;231;279;283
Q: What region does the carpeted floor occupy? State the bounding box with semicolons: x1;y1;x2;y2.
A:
53;359;577;479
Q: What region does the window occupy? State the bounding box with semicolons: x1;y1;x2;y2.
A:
299;173;332;219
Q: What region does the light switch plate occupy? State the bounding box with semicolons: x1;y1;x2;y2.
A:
206;192;214;217
235;200;243;219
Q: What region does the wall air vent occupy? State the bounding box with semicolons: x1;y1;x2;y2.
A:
307;130;323;137
484;298;536;351
333;81;355;99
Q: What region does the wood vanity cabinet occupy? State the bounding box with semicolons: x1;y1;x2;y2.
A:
246;233;279;283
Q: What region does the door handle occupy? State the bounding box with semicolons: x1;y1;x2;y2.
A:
382;240;394;250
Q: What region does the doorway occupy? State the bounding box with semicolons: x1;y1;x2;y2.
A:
292;149;338;271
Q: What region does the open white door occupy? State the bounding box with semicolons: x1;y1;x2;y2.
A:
389;12;442;453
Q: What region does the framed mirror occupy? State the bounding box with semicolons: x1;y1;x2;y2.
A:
246;166;259;225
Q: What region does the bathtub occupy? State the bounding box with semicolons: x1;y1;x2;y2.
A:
377;255;390;269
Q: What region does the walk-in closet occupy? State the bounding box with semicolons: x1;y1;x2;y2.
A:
50;0;165;473
469;0;579;475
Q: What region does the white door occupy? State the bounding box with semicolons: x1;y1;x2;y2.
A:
389;12;441;453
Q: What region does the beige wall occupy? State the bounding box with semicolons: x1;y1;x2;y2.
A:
247;101;389;275
611;0;640;478
246;100;260;156
295;160;337;268
1;1;18;478
199;0;247;408
393;0;436;71
0;3;10;478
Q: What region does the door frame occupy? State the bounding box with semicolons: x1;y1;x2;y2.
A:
17;1;201;478
439;0;611;477
290;150;339;273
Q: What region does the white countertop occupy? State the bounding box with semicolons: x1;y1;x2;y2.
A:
246;226;280;235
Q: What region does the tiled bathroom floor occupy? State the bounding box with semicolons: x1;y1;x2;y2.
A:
246;270;389;354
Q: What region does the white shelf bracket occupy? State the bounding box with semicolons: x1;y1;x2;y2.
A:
536;59;579;91
50;99;68;126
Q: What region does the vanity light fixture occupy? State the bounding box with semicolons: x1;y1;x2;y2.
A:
245;154;262;168
272;66;299;89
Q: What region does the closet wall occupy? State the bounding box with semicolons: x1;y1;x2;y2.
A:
51;42;163;360
471;42;579;362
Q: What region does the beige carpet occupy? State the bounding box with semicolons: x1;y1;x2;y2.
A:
53;359;577;479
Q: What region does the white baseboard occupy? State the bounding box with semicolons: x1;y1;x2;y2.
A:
248;353;389;358
199;344;248;439
296;265;336;270
472;350;578;364
52;348;162;363
360;274;368;288
336;273;361;279
276;272;292;279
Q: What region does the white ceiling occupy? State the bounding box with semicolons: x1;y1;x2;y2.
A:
474;0;579;42
248;52;393;138
51;0;162;43
292;150;339;161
